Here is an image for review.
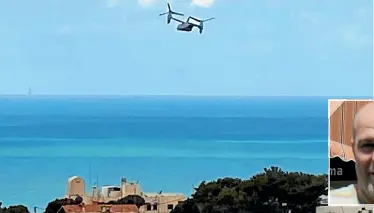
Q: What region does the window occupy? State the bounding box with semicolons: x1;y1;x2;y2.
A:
112;187;121;191
152;204;158;211
146;204;152;211
167;204;173;210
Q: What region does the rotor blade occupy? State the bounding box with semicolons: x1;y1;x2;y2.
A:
167;3;171;11
159;12;168;16
171;11;184;16
202;17;215;22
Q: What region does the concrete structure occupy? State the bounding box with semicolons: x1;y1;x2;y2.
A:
140;192;184;213
60;204;139;213
66;176;185;213
67;176;86;197
101;186;121;198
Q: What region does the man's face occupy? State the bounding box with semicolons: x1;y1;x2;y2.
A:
354;116;374;198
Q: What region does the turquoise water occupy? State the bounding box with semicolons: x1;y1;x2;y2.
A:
0;96;328;208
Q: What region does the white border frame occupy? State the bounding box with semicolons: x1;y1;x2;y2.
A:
328;99;374;206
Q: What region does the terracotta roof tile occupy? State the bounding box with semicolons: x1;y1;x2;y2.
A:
111;205;138;213
63;206;84;213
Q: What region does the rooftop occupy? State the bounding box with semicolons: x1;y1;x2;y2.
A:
143;192;184;197
61;204;139;213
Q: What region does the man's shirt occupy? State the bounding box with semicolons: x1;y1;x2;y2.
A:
329;184;360;205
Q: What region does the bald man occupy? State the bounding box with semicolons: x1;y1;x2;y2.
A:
330;102;374;204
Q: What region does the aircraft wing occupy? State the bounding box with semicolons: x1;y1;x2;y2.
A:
189;16;201;22
171;17;184;23
188;16;214;23
186;17;200;25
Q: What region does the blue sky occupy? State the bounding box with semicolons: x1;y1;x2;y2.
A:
0;0;372;96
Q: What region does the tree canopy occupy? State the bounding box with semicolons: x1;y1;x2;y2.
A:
105;195;145;208
172;166;327;213
0;202;29;213
44;198;77;213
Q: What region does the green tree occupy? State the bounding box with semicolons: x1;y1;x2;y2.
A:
5;206;30;213
0;204;29;213
44;198;76;213
170;199;200;213
180;166;327;213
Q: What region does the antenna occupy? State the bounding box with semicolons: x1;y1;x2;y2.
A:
96;171;99;188
89;163;92;188
34;207;45;213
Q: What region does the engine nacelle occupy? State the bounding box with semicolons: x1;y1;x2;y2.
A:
199;22;204;34
167;13;172;24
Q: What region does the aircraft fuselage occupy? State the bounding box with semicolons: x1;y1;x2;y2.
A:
177;23;194;32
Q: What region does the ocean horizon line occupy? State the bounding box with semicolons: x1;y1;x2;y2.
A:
0;137;327;143
0;94;372;99
0;154;327;160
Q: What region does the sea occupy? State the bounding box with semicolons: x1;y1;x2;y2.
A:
0;96;332;209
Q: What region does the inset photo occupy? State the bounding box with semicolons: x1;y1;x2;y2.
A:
329;100;374;205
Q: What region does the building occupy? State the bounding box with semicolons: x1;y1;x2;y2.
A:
59;204;139;213
316;206;373;213
65;176;186;213
318;194;328;206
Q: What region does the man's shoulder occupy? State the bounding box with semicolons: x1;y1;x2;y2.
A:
329;184;359;205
